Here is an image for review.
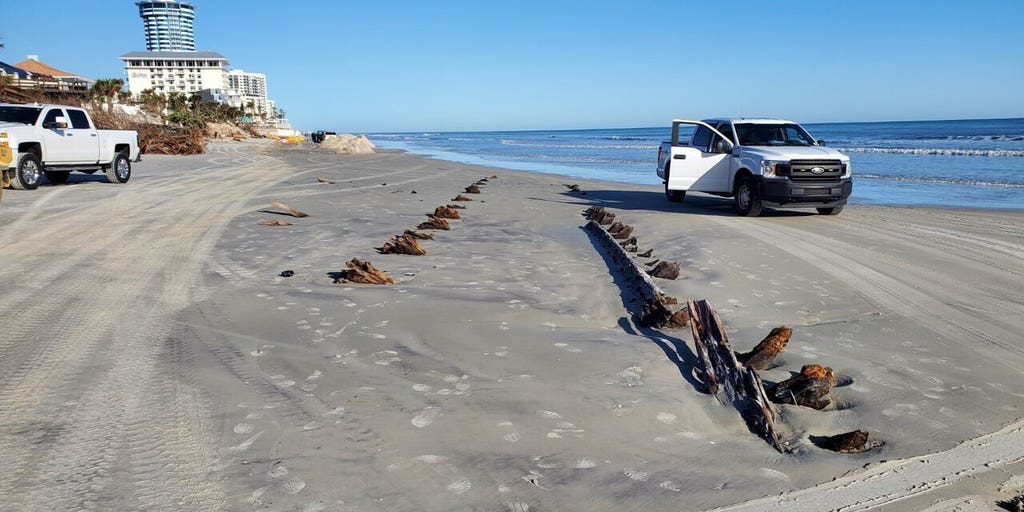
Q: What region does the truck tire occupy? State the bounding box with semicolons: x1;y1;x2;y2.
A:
817;206;844;216
105;152;131;184
11;153;43;190
44;170;71;184
733;176;763;217
664;167;685;202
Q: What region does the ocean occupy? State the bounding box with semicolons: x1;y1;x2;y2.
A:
370;118;1024;209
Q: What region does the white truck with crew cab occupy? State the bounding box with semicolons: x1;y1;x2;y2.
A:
0;103;140;191
657;118;852;216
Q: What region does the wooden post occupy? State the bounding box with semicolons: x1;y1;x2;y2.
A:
687;299;786;452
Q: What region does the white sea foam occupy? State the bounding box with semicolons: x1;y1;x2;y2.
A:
837;147;1024;157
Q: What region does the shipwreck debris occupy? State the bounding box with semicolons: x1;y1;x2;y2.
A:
418;216;451;230
648;261;680;280
637;248;653;258
377;234;428;256
259;219;293;226
452;194;473;202
433;206;462;219
687;299;785;452
279;270;295;278
737;326;793;370
269;201;309;218
820;430;872;453
403;229;435;240
464;184;481;194
316;177;334;184
334;258;394;285
769;364;835;410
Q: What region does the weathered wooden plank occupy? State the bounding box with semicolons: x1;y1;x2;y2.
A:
687;299;785;452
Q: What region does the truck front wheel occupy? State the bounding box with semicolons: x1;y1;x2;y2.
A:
105;152;131;184
664;167;685;202
733;176;763;217
11;153;43;190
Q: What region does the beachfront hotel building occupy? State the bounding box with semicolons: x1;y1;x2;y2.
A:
136;1;196;51
120;51;229;96
227;69;273;117
121;0;281;121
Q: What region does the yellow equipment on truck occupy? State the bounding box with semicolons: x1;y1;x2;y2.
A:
0;145;12;204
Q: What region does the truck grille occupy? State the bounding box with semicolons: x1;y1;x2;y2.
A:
777;159;845;182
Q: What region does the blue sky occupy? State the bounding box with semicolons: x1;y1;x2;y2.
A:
2;0;1022;132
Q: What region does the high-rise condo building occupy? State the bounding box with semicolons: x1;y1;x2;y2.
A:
136;1;196;51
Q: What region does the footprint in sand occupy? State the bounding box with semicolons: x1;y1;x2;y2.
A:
447;478;472;495
371;350;401;366
536;410;562;419
268;464;289;478
412;408;438;428
412;384;431;392
624;468;650;482
280;479;306;494
617;367;645;387
415;455;448;464
573;458;596;469
656;412;677;425
553;342;582;353
233;423;255;434
659;480;681;492
503;432;521;443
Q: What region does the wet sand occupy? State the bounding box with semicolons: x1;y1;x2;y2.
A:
1;140;1022;511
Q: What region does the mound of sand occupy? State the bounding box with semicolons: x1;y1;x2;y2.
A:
320;134;376;154
205;122;248;139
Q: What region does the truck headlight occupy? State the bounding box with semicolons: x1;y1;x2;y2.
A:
843;161;852;177
761;160;785;177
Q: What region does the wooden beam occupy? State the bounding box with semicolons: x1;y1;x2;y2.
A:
687;299;786;452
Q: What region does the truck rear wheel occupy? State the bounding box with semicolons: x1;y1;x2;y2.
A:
44;170;70;184
105;152;131;184
664;167;685;202
733;176;763;217
12;153;42;190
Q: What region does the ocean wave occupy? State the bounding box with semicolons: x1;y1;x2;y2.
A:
597;136;652;141
904;134;1024;142
837;147;1024;157
499;140;657;150
857;173;1024;188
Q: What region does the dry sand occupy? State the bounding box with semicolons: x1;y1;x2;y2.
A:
0;140;1022;511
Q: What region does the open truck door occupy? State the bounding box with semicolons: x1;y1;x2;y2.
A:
665;119;734;192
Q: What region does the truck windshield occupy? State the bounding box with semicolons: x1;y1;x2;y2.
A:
0;106;44;125
735;123;816;146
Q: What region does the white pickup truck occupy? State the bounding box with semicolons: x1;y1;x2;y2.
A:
657;118;852;216
0;103;140;191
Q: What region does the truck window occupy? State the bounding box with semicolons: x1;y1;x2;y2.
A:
42;109;65;127
711;123;735;152
67;110;92;129
0;106;43;125
692;126;713;152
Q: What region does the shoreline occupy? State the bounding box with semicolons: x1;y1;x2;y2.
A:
1;141;1022;510
375;146;1024;214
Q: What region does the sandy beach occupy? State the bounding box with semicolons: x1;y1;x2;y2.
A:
1;140;1022;511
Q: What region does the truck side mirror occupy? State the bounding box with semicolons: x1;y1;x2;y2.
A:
45;117;69;129
717;140;734;153
817;139;827;146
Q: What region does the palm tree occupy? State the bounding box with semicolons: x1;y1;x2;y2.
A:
90;78;124;112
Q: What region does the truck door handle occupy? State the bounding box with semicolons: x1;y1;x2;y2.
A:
90;134;97;137
673;154;686;159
